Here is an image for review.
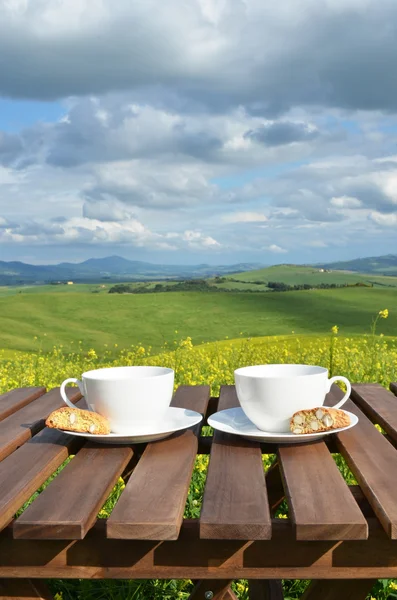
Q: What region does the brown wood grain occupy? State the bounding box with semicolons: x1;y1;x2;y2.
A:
328;385;397;538
200;386;271;540
351;383;397;443
0;420;85;533
106;385;210;540
223;592;239;600
278;442;368;540
13;443;133;540
0;388;46;422
301;579;376;600
0;579;54;599
0;387;81;463
249;580;284;600
2;519;397;579
188;579;234;599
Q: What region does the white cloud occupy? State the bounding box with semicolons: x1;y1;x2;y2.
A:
222;212;268;223
2;1;397;261
181;230;221;249
305;240;328;248
0;211;223;253
266;244;287;254
3;0;397;117
370;211;397;226
330;196;362;208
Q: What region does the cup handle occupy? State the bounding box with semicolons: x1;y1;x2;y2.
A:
326;376;351;410
60;378;84;408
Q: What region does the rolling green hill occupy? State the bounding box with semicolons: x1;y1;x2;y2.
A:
320;254;397;275
226;264;397;287
0;287;395;354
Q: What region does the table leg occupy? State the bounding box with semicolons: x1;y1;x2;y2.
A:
249;580;284;599
0;579;54;599
301;579;377;600
188;579;237;599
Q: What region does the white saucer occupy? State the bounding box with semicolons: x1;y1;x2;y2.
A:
208;407;358;444
60;407;203;444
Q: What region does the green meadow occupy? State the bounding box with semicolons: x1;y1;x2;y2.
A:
227;264;397;287
0;285;396;354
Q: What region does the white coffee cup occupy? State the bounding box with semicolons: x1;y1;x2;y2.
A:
60;366;174;434
234;364;351;433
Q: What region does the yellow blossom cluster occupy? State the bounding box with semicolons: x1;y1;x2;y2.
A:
0;315;396;397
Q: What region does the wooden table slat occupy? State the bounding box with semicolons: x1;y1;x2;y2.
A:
351;383;397;443
278;440;368;540
188;579;234;599
200;385;271;540
13;443;133;540
249;580;284;600
0;387;46;422
0;399;86;533
0;387;81;463
106;385;210;540
390;382;397;396
328;385;397;538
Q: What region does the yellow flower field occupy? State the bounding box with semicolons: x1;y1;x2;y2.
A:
1;328;396;396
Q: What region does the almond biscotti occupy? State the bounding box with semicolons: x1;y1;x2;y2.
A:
290;406;350;434
46;407;110;435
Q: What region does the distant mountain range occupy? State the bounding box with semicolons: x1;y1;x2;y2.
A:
0;256;263;285
317;254;397;276
1;253;396;286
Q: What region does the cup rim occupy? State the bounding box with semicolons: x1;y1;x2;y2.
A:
82;365;174;380
234;363;328;378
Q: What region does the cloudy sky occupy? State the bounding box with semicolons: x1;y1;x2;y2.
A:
1;0;397;265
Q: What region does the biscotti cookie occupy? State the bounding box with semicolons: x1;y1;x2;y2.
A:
46;407;110;435
290;406;350;435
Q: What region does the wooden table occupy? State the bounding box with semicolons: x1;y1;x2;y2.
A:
1;382;397;600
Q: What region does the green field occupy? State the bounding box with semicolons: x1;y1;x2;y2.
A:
0;286;395;353
0;283;113;297
227;264;397;287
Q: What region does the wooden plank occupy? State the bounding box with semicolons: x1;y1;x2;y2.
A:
13;443;133;539
0;388;46;422
0;387;81;462
223;592;239;600
249;580;284;600
328;385;397;538
301;579;376;600
390;382;397;396
0;412;85;533
200;385;271;540
188;579;234;599
107;385;210;540
3;519;397;579
351;383;397;443
278;441;368;540
0;579;54;599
